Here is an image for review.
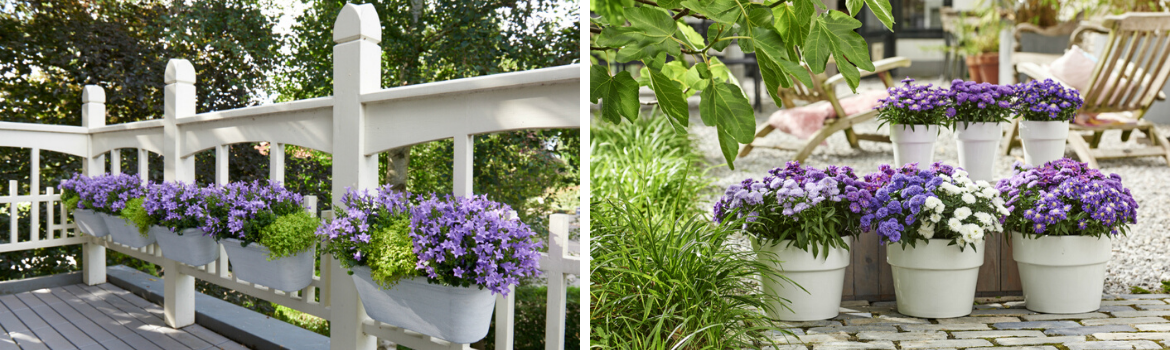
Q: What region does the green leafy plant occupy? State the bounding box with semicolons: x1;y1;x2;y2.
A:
258;211;319;260
119;198;155;237
364;216;419;288
590;0;893;168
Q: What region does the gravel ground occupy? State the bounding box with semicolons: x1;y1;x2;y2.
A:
689;78;1170;294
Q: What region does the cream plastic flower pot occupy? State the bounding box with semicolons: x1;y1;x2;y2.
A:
1019;120;1069;166
890;124;939;169
222;238;315;292
955;122;1003;182
1011;232;1111;313
73;209;109;237
152;226;219;266
102;214;155;248
351;266;495;344
887;239;984;318
753;237;852;321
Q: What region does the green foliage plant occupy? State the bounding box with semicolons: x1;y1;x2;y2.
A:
258;211;320;261
319;187;420;288
119;198;155;237
363;217;418;289
205;181;317;259
590;0;894;168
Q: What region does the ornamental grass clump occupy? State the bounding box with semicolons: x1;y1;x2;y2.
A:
863;162;1010;249
996;158;1137;237
875;77;950;127
318;186;417;289
945;80;1015;126
1012;78;1083;121
206;180;317;259
409;194;542;296
141;182;218;236
712;161;873;257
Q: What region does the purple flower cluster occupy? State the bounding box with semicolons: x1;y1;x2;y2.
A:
876;78;950;125
712;162;872;249
205;180;304;240
996;158;1137;236
1012;78;1083;121
316;186;410;260
59;173;144;215
861;163;955;242
141;182;218;235
409;195;542;296
946;80;1015;124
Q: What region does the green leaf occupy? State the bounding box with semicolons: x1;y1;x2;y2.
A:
865;0;896;31
707;22;734;52
598;7;681;62
803;11;875;90
750;28;792;106
846;0;863;16
676;22;706;51
592;0;634;26
660;0;684;8
646;67;690;132
680;0;744;23
683;64;709;92
662;60;689;81
743;4;774;29
591;65;641;122
773;2;813;59
777;59;814;89
699;81;755;168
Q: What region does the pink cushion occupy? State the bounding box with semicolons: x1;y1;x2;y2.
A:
767;90;889;140
1049;45;1097;92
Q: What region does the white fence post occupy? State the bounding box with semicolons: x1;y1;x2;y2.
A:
162;59;198;328
81;85;107;286
544;214;572;350
329;4;381;350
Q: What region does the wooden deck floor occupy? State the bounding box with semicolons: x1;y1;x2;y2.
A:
0;283;246;350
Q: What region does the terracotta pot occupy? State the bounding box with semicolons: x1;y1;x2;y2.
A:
965;53;1000;84
965;55;983;83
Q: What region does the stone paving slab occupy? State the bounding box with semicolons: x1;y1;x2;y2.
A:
766;296;1170;350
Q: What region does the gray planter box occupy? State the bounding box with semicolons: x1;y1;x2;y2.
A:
102;214;155;248
72;209;109;237
222;238;314;292
152;226;219;266
351;266;495;344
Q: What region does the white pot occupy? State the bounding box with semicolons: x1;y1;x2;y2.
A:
152;226;219;267
753;237;852;321
351;266;495;344
887;239;984;318
101;214;156;248
222;238;315;292
73;209;109;237
1019;120;1069;166
955;122;1003;182
1012;232;1111;313
890;124;939;169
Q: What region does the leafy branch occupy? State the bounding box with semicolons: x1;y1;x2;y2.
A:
589;0;894;168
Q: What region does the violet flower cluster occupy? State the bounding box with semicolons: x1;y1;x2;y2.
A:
712;162;872;255
875;77;950;126
946;80;1015;125
996;158;1137;237
862;162;1008;249
59;173;144;215
317;186;410;263
409;194;542;296
204;180;304;242
1012;78;1083;122
141;182;218;235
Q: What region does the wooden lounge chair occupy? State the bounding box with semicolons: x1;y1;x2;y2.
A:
738;57;912;162
1004;13;1170;168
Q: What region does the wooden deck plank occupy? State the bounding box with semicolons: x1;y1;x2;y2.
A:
0;309;20;350
0;294;27;311
90;286;213;350
46;287;162;350
180;324;232;348
65;285;191;350
25;324;76;349
31;305;100;348
31;290;118;343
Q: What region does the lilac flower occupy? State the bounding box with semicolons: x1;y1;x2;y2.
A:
876;78;949;126
996;158;1137;237
64;173;145;215
141;181;216;235
1012;79;1083;121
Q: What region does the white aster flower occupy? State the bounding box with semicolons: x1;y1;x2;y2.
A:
955;207;972;220
948;218;962;231
919;224;935;239
962;193;976;204
974;212;993;226
981;187;998;198
924;197;942;209
930;213;942;223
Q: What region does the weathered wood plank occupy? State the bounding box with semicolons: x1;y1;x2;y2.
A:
877;243;895;300
1001;236;1023;292
63;285;182;350
976;234;1001;293
31;290;117;343
851;233;883;299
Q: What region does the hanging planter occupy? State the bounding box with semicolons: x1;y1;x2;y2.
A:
888;238;985;318
72;209;109;237
152;227;219;267
752;237;852;321
1019;120;1070;166
997;159;1135;314
103;214;156;248
351;266;495;344
222;238;315;292
319;187;542;344
956;122;1004;181
1012;232;1111;313
1012;79;1082;166
713;162;870;321
890;124;938;169
863;162;1009;319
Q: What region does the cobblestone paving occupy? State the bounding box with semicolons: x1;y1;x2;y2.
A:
767;294;1170;350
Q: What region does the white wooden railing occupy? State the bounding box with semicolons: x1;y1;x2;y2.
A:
0;3;580;349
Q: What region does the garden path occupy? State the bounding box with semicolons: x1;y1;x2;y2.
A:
768;294;1170;350
0;283;245;350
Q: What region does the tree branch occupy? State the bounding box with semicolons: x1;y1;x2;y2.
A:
673;9;691;20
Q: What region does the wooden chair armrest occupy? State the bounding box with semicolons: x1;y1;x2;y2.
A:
1070;22;1110;49
823;57;912;90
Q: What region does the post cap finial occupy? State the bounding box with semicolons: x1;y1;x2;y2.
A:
164;59;196;84
82;85;105;104
333;3;381;44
